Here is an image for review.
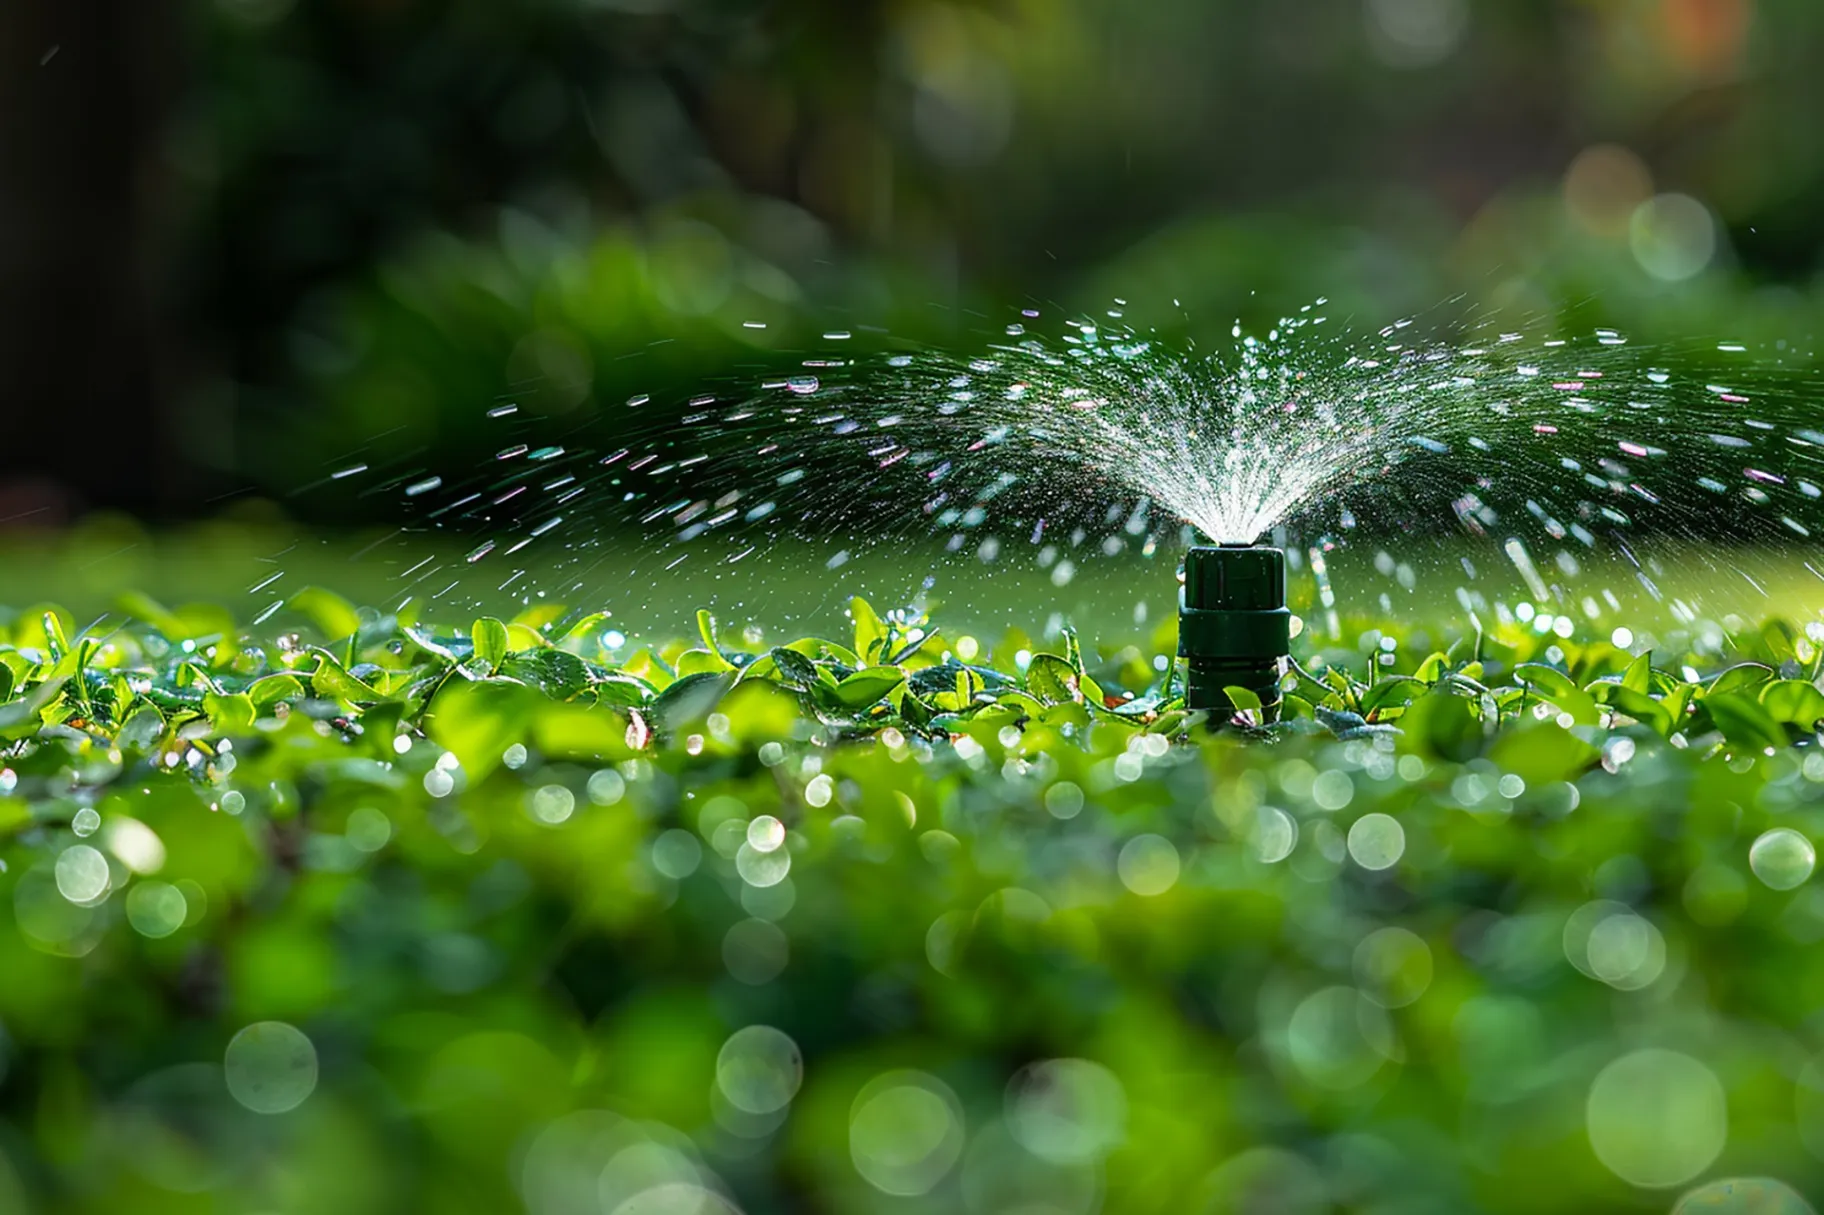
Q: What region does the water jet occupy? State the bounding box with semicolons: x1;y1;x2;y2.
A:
1179;543;1290;722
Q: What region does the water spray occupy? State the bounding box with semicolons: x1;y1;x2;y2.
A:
1178;544;1290;723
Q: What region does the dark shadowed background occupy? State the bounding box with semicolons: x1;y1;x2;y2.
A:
2;0;1821;528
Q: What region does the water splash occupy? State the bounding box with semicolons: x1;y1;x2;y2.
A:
316;299;1821;627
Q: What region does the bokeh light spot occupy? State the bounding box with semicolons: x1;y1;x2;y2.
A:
1586;1049;1725;1188
1004;1058;1127;1164
1629;194;1717;281
1353;926;1433;1008
715;1026;802;1115
849;1070;966;1196
125;881;188;939
1116;834;1180;896
224;1021;319;1114
1347;813;1405;870
1671;1177;1815;1214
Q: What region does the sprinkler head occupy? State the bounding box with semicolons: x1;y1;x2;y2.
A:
1178;544;1290;723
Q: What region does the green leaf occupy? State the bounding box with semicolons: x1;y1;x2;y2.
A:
886;628;939;666
1603;686;1672;736
289;586;363;642
0;677;66;740
40;610;70;661
203;691;257;736
784;637;861;669
1707;662;1775;698
1025;654;1081;706
1621;650;1652;694
695;611;737;670
1663;680;1698;729
471;616;510;672
833;665;905;710
768;647;823;690
175;661;223;695
247;674;305;708
1704;692;1788;751
1360;676;1426;716
676;648;734;678
1488;719;1599;783
358;701;406;761
557;612;614;652
532;701;633;763
116;701;166;752
426;678;537;780
1222;685;1263;712
650;672;734;732
1761;679;1824;727
1322;666;1359;712
851;597;888;665
310;649;383;703
1400;689;1482;762
499;648;593;699
1513;663;1599;726
925;665;984;713
402;627;462;663
590;674;655;709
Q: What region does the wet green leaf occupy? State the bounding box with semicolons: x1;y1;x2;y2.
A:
850;597;888;665
471;616;510;672
1760;679;1824;727
1514;663;1599;725
1704;692;1787;751
310;649;383;702
425;677;536;780
1222;685;1263;712
1025;653;1081;706
833;665;905;709
500;648;592;699
1708;662;1775;697
650;671;734;732
203;691;257;735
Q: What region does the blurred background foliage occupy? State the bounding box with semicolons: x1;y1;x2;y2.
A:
4;0;1824;523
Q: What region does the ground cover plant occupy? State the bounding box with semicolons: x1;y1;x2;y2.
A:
3;588;1824;1213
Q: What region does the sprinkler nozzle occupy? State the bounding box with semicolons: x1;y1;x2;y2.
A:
1178;544;1290;723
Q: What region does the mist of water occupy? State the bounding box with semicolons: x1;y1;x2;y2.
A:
310;298;1822;629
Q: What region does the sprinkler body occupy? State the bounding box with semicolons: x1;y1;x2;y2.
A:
1178;544;1290;722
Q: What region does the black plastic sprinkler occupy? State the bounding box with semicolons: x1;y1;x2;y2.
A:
1178;544;1291;723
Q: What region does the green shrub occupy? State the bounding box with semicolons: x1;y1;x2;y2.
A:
2;589;1823;1212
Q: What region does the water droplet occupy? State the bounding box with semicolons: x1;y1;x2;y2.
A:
1750;828;1815;890
746;815;786;853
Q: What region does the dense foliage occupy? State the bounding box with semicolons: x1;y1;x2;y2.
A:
3;589;1824;1212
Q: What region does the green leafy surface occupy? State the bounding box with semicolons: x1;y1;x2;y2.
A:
2;595;1824;1212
